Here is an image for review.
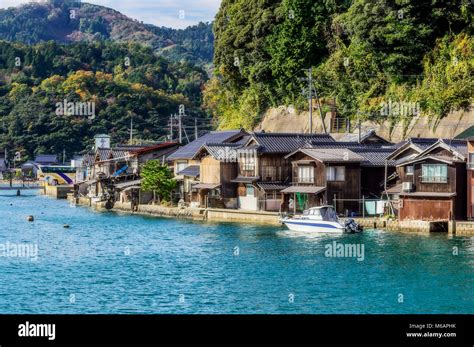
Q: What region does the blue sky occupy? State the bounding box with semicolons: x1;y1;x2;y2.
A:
0;0;222;29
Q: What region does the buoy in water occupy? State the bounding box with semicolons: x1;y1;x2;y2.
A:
17;189;20;196
27;215;34;222
63;224;70;229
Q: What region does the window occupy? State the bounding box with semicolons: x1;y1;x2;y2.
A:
298;166;314;183
246;184;254;196
242;155;255;171
406;165;414;175
421;164;448;183
326;166;345;181
176;161;188;174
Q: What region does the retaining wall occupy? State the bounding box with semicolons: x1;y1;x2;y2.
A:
206;208;281;225
43;185;73;199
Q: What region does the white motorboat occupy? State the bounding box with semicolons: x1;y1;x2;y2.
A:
281;206;363;234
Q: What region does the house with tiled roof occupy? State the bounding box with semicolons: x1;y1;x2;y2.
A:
189;143;243;208
390;139;467;221
283;148;365;214
167;129;248;202
76;138;179;201
230;132;336;211
34;154;58;165
338;129;393;146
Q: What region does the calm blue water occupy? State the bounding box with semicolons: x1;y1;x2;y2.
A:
0;190;473;314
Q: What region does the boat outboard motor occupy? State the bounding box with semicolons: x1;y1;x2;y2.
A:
344;218;363;233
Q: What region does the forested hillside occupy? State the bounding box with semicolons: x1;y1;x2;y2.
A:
0;0;214;67
0;40;209;160
204;0;473;130
0;0;215;161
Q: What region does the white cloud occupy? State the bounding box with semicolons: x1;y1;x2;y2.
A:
0;0;222;28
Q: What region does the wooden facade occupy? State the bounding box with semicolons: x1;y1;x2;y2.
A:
399;197;454;221
396;143;467;221
235;147;293;211
200;156;238;199
284;151;362;214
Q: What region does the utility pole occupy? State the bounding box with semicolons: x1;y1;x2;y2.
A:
195;118;198;140
302;68;327;135
358;118;362;143
129;114;134;145
169;115;174;141
63;149;66;164
314;86;327;135
308;67;313;134
178;113;182;144
178;105;187;144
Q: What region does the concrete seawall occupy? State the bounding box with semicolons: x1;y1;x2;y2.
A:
70;196;474;233
77;198;282;225
43;185;73;199
205;208;281;225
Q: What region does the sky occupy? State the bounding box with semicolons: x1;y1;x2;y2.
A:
0;0;222;29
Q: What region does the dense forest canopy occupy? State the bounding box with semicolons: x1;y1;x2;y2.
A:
0;40;210;161
0;0;215;161
205;0;473;129
0;0;214;67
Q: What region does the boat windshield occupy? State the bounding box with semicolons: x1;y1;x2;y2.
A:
321;207;338;222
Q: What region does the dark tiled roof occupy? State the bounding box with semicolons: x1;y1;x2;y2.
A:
177;165;200;177
234;135;251;145
257;182;289;191
82;153;95;166
130;142;178;155
350;147;396;167
338;130;392;144
302;140;397;167
115;145;152;151
393;138;467;161
442;141;467;157
396;138;466;151
310;140;397;151
96;148;112;161
296;148;365;162
250;133;335;153
35;154;58;164
111;149;129;159
167;130;246;160
204;143;242;160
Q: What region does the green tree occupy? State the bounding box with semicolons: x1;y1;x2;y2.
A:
140;161;176;204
